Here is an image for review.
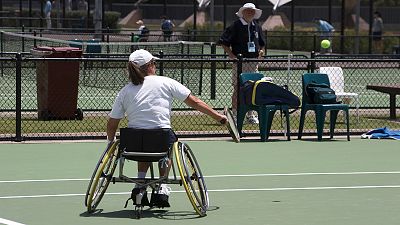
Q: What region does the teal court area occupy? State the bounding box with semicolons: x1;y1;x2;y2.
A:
1;138;400;225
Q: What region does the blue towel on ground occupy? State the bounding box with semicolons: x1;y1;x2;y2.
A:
361;127;400;140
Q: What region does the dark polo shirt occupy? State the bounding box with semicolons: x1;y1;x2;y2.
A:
219;18;265;58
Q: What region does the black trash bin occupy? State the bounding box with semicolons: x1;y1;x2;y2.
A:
32;46;83;120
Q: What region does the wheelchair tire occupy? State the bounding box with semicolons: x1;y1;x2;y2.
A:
85;140;119;213
174;142;209;217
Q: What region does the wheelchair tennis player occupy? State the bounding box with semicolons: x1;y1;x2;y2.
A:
106;49;227;208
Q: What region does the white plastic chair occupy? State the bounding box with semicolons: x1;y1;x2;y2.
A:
319;67;360;122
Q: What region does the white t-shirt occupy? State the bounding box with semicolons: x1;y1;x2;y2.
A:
138;25;146;32
109;75;191;129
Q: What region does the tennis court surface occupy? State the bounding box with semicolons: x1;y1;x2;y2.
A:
1;138;400;225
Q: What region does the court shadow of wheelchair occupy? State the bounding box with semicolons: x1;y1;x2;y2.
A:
80;206;219;220
157;205;220;220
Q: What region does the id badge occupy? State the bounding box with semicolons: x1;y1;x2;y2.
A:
247;41;256;53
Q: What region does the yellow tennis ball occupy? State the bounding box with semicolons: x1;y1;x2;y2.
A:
321;39;331;49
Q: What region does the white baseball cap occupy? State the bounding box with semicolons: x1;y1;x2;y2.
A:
129;49;159;66
236;3;262;20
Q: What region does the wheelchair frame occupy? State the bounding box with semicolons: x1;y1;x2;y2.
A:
84;139;209;218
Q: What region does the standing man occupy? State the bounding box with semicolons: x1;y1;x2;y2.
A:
161;16;175;41
137;20;150;42
314;19;335;53
44;0;53;30
372;11;384;54
218;3;265;124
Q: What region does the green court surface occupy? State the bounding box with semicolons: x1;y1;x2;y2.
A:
1;138;400;225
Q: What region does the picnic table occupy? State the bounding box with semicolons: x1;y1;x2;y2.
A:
366;84;400;119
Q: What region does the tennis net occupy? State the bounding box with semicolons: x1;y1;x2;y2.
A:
0;31;207;55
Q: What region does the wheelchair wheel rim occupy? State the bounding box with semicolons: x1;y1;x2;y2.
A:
174;142;209;216
86;140;119;212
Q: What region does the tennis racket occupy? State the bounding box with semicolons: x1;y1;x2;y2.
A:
223;107;240;143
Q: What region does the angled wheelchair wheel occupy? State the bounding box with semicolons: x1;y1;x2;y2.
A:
174;142;209;217
85;140;119;213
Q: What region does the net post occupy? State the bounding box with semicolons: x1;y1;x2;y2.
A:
106;27;110;54
21;25;25;52
33;30;37;48
0;31;3;54
313;33;317;52
309;51;316;73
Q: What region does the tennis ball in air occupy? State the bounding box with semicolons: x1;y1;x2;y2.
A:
321;40;331;49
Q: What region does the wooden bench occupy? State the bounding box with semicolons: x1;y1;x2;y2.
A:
366;84;400;119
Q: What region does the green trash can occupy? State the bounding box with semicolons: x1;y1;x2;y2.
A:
31;46;83;120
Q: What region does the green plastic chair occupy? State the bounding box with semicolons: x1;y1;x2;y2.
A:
237;72;291;141
298;73;350;141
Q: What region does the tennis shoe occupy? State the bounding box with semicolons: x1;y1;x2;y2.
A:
150;184;171;208
131;187;149;206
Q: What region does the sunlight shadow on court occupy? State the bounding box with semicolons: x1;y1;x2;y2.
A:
79;208;205;220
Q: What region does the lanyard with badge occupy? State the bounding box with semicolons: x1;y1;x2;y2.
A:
247;22;256;53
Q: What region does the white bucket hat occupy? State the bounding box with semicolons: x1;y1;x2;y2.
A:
236;3;262;20
129;49;159;66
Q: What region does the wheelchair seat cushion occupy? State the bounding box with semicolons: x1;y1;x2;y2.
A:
119;128;176;162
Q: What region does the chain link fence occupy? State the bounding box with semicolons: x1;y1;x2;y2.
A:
1;53;399;141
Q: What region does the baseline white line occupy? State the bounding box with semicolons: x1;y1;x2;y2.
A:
0;218;26;225
1;185;400;199
2;171;400;183
205;171;400;178
0;178;88;183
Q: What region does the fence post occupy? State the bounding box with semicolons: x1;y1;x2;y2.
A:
1;32;3;77
210;43;216;99
159;51;164;77
15;53;23;142
236;54;243;113
180;42;184;83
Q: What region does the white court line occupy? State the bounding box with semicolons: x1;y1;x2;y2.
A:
1;185;400;200
0;178;88;183
2;171;400;183
0;218;25;225
205;171;400;178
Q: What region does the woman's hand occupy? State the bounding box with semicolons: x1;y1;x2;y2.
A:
258;49;264;58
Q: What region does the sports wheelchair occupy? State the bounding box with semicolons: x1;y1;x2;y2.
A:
84;128;209;218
